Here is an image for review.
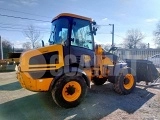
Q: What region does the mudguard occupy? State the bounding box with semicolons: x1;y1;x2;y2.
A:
108;62;128;77
49;66;90;90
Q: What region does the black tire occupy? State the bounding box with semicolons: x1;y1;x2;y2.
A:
92;77;106;85
113;67;136;95
51;73;87;108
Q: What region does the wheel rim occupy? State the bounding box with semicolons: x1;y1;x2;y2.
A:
62;81;82;102
123;74;134;90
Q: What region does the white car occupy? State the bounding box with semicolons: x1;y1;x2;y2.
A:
147;54;160;67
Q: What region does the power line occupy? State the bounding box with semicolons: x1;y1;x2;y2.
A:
96;33;111;34
114;34;125;39
0;23;50;30
0;25;50;32
0;7;51;18
0;22;50;28
98;24;110;26
0;28;50;33
0;28;23;32
0;13;50;22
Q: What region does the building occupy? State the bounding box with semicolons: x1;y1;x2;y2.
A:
116;48;160;60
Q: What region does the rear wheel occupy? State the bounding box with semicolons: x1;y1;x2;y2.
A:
113;67;136;95
52;73;87;108
92;77;106;85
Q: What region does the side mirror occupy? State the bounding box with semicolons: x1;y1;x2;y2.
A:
92;21;97;35
93;27;97;35
109;46;118;52
92;21;97;25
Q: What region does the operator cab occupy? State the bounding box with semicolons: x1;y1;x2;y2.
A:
49;13;96;49
49;13;97;67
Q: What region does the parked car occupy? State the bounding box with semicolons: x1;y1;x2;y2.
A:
146;54;160;67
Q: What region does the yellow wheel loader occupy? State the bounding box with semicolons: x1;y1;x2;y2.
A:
16;13;137;108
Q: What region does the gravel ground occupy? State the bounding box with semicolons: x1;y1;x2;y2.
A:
0;72;160;120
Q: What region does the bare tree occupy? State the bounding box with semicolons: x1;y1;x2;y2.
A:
137;42;147;49
124;29;144;49
14;48;24;52
22;42;32;50
34;41;42;48
23;25;41;49
153;21;160;48
117;43;125;48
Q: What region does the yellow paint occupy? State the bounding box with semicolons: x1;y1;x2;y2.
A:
20;44;64;72
95;45;103;55
17;44;64;92
17;71;53;91
102;57;113;65
62;81;82;102
36;78;53;91
123;74;134;90
0;58;20;64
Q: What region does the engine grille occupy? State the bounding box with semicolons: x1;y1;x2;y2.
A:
29;51;58;65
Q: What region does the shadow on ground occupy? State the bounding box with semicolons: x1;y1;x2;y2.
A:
0;82;155;120
0;81;21;91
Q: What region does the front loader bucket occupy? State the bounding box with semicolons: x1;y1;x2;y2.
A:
125;59;160;83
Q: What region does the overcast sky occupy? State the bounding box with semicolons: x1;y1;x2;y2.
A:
0;0;160;48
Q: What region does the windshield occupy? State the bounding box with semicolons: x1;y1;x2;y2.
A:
49;17;69;45
71;18;94;50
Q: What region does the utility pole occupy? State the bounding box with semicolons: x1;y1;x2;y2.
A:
0;36;2;60
0;36;3;60
147;43;150;60
109;24;114;47
12;43;14;53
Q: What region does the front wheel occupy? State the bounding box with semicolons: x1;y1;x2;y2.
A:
113;67;136;95
52;73;87;108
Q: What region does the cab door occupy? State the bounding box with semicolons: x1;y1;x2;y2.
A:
69;18;95;67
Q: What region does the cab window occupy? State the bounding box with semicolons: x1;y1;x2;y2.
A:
49;17;69;45
71;18;93;50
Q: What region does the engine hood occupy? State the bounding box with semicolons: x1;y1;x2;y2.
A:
19;44;64;72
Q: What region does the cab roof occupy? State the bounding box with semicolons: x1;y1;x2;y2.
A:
52;13;92;22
